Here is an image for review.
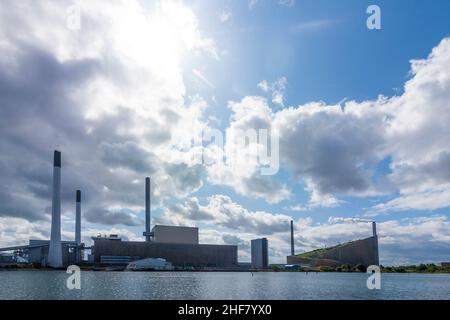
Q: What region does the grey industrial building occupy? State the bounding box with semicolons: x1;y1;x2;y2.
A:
92;234;237;268
287;221;379;268
91;177;239;269
251;238;269;269
0;150;238;269
27;240;79;266
152;225;199;244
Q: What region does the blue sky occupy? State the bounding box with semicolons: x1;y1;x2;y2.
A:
181;0;450;221
1;0;450;265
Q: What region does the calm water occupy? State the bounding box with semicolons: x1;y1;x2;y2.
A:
0;271;449;300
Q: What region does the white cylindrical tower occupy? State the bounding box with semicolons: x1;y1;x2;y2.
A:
75;190;81;245
290;220;295;256
145;177;151;242
47;150;63;268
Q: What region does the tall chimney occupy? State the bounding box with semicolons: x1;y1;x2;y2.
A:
290;220;295;256
47;150;63;268
372;221;379;265
145;177;151;242
75;190;81;245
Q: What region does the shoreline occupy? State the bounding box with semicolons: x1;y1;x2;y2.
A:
1;267;449;275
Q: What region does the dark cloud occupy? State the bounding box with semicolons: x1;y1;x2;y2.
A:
100;141;156;173
165;163;204;195
84;206;143;227
222;234;249;250
277;106;385;195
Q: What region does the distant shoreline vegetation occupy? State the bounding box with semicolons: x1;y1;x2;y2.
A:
270;263;450;274
1;263;450;274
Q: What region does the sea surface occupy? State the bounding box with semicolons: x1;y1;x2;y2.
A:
0;271;449;300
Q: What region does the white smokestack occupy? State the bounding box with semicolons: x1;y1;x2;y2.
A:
75;190;81;245
290;220;295;256
372;221;377;237
145;177;151;241
47;150;63;268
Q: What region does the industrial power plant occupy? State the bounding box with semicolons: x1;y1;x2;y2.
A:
287;220;379;268
0;151;238;270
0;150;379;271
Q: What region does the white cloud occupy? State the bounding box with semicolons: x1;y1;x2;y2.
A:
158;194;296;235
257;80;270;92
258;77;287;107
233;38;450;212
248;0;295;10
219;10;232;23
248;0;258;9
289;19;336;33
205;96;290;204
278;0;295;7
284;205;309;212
370;185;450;213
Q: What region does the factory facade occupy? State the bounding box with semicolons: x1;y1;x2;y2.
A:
93;225;238;269
93;235;237;269
89;176;239;269
287;221;380;268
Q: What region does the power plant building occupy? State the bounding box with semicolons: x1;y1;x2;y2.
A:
251;238;269;269
287;221;379;268
92;232;237;269
152;225;199;245
27;240;79;266
91;178;238;269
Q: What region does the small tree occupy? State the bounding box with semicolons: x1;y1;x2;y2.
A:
418;264;427;272
354;264;367;272
341;264;352;272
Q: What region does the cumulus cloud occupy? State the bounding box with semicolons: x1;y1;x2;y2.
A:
373;39;450;212
205;96;289;203
158;194;296;235
84;206;143;227
219;10;232;23
223;38;450;212
278;0;296;7
258;77;287;107
0;0;215;229
289;19;337;33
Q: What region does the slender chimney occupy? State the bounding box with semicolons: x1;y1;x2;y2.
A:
290;220;295;256
47;150;63;268
372;221;379;265
145;177;151;241
75;190;81;245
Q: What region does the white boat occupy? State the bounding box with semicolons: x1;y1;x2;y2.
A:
126;258;174;271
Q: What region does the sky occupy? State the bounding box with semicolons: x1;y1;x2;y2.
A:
0;0;450;265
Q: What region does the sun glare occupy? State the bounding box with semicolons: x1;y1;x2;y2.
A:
112;1;204;70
